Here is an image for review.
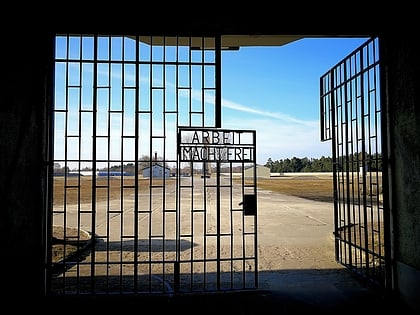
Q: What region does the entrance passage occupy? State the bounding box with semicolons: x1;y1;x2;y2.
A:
49;34;258;295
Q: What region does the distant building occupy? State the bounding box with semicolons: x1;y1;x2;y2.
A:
97;171;130;177
244;164;270;178
142;164;170;178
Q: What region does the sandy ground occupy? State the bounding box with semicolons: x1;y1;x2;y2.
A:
47;176;411;313
51;176;340;294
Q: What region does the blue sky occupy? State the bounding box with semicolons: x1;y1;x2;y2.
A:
54;36;369;169
220;37;369;164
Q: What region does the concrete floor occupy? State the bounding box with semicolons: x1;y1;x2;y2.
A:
44;272;410;313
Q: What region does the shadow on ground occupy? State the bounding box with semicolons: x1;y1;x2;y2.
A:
44;268;413;314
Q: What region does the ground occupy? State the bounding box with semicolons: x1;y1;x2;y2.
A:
52;174;335;269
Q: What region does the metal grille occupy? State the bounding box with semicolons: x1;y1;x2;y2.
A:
49;34;258;295
320;37;388;288
177;127;258;292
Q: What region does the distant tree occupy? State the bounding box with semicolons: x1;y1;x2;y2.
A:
53;164;69;174
265;153;382;173
265;158;274;170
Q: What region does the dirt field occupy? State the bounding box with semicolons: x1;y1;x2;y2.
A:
52;174;335;271
50;172;385;296
53;174;334;206
254;175;333;203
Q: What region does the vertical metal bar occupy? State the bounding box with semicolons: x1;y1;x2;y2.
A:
120;36;126;292
369;52;380;282
105;36;115;292
372;41;382;270
372;50;380;281
148;35;153;291
359;45;371;279
343;59;355;270
91;34;98;292
241;158;246;286
62;36;70;289
337;75;346;265
133;34;140;293
349;54;359;273
320;79;325;140
203;153;208;290
352;56;361;274
174;261;180;293
216;36;222;288
201;36;205;128
228;135;235;288
189;37;193;126
76;34;83;286
328;69;339;263
253;130;258;288
175;36;181;294
216;160;221;290
188;37;194;290
338;73;345;265
162;35;167;291
106;35;113;292
215;35;221;128
229;161;234;288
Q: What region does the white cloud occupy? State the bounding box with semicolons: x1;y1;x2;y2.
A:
222;115;331;164
222;99;318;127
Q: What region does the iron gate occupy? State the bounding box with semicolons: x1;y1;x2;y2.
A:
177;127;258;292
320;37;390;288
49;34;258;295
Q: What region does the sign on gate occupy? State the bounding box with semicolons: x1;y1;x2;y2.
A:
178;128;255;162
